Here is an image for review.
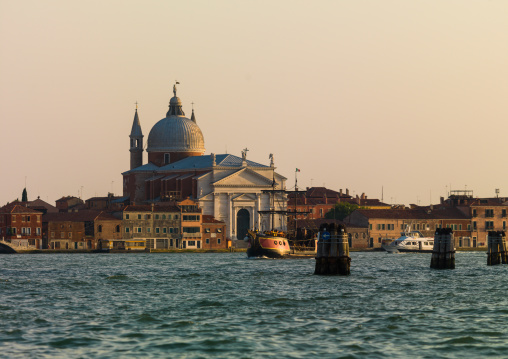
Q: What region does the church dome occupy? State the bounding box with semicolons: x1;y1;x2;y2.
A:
147;116;205;152
147;84;205;154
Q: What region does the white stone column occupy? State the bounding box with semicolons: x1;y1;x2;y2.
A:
228;193;233;239
255;193;261;230
213;192;219;219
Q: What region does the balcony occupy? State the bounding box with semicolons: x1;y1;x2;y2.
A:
182;233;201;239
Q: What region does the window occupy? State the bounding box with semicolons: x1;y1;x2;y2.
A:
205;228;211;233
381;224;385;230
218;238;221;244
125;214;130;220
138;214;142;220
116;225;120;232
175;228;180;234
183;227;200;233
504;221;506;230
453;224;457;230
503;209;507;218
12;216;16;222
164;153;170;164
188;240;196;246
155;214;159;220
472;209;477;217
216;228;221;233
162;214;166;219
68;232;72;238
485;221;494;230
163;228;167;234
126;227;130;233
36;228;41;235
61;232;65;238
369;224;372;230
467;224;471;231
169;228;173;233
137;227;142;233
156;228;160;234
485;209;494;218
206;238;210;244
51;231;55;238
98;225;102;233
147;228;151;233
175;215;179;220
473;221;477;230
27;228;31;235
146;214;151;220
27;216;30;222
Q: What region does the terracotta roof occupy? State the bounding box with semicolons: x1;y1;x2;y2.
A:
293;218;366;230
56;196;81;202
202;215;225;224
470;198;508;207
124;204;180;212
355;208;469;220
0;204;43;214
43;210;104;222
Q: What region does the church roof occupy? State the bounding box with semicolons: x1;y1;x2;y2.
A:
160;154;268;171
147;87;205;153
123;162;159;174
130;109;143;137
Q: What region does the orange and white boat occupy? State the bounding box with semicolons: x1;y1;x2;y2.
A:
246;230;290;258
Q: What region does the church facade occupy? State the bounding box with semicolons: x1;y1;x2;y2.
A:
122;85;287;241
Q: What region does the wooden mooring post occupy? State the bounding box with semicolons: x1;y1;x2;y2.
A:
314;223;350;275
430;228;455;269
487;231;507;266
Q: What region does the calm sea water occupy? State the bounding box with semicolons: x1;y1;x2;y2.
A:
1;252;507;358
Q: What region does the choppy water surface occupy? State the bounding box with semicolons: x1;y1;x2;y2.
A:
1;252;508;358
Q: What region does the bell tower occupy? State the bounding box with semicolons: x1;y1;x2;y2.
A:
129;105;143;170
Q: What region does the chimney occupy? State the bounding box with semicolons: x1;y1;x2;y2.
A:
340;189;343;196
361;193;366;200
346;188;349;196
440;196;444;204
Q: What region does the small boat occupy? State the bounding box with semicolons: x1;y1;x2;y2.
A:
245;230;290;258
382;230;434;253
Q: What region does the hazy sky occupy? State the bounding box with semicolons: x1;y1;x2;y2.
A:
2;0;508;207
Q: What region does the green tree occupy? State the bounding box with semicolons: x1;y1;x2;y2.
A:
324;202;361;221
22;188;27;202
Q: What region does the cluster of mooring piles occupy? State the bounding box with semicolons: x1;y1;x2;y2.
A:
487;231;507;266
314;223;350;275
430;228;455;269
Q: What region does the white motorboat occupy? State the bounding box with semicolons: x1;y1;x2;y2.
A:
382;230;434;253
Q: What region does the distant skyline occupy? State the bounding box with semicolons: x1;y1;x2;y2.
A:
2;0;508;207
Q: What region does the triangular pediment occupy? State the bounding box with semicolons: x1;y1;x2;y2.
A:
213;168;276;188
231;193;258;201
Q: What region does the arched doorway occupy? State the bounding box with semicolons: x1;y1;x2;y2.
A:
236;209;250;241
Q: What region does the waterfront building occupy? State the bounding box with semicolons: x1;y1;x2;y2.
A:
85;193;129;212
179;198;202;249
202;215;227;250
55;196;85;212
122;204;181;250
0;204;43;249
344;207;471;249
122;84;287;242
43;210;121;250
287;187;389;221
